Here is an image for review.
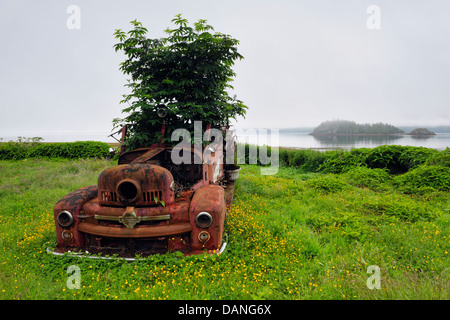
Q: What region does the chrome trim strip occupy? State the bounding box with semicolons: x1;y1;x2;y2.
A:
218;241;227;254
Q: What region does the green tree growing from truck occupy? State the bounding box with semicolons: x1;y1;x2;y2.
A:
113;14;247;150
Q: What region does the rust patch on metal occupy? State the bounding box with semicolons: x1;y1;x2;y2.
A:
189;184;226;251
97;164;174;207
53;185;98;249
130;147;166;164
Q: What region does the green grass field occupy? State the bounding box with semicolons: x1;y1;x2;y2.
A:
0;158;448;299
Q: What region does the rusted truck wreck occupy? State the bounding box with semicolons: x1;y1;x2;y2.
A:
50;129;239;258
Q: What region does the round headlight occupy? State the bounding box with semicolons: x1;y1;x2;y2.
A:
57;210;74;227
117;179;141;203
196;212;213;228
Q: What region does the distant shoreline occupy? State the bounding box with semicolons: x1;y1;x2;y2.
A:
309;132;437;137
309;133;405;137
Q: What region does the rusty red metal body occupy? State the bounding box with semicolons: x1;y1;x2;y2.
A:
52;134;238;257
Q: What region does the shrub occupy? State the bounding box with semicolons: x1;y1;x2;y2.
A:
0;142;29;160
236;143;259;165
241;144;443;179
29;141;111;159
279;148;329;172
425;148;450;167
306;145;438;174
113;16;247;150
398;146;439;170
0;137;44;160
0;140;111;160
344;166;390;190
393;165;450;193
279;148;297;167
364;145;437;174
364;145;408;173
299;150;330;172
318;148;370;173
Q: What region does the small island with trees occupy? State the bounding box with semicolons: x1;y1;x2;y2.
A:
408;128;436;136
311;120;404;136
310;120;436;137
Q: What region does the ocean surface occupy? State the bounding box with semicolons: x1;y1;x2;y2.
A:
236;131;450;150
1;130;450;150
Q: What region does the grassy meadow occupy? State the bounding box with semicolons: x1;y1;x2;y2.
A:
0;148;449;300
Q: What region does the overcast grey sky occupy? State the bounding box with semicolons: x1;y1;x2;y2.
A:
1;0;450;138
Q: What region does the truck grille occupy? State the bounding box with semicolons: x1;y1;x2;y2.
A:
100;190;118;202
143;190;163;203
99;189;163;205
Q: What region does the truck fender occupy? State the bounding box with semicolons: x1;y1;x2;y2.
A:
53;185;97;250
188;184;226;251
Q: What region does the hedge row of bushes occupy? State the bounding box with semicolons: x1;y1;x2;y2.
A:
238;144;450;193
237;143;449;173
0;140;112;160
277;145;446;174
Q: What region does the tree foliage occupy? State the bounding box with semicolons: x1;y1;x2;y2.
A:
312;120;404;136
113;15;247;150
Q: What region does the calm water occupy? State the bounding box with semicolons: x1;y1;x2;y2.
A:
1;131;450;150
236;131;450;150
